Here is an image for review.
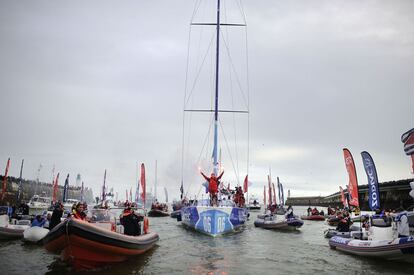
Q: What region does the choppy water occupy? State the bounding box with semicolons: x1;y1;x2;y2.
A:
1;206;414;275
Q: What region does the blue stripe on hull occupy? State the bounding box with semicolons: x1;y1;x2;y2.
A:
181;206;246;237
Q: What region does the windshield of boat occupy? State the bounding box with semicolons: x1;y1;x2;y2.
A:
32;197;50;204
89;209;112;222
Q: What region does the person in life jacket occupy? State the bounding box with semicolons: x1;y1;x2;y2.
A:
336;212;351;232
31;215;46;227
120;202;143;236
285;205;294;219
71;202;87;220
200;170;224;206
395;212;410;238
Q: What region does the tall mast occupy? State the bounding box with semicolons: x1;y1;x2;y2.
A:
154;160;158;201
213;0;221;174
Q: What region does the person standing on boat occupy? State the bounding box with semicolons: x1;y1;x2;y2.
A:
285;205;294;219
120;203;142;236
200;170;224;206
395;212;410;238
72;202;87;220
49;202;64;230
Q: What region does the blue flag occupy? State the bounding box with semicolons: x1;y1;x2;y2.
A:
361;151;380;211
63;174;69;202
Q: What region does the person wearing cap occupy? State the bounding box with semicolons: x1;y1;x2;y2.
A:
49;202;64;230
120;202;142;236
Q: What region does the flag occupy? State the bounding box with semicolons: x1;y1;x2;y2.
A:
267;175;272;206
80;181;84;202
243;175;248;193
339;186;348;208
63;174;69;202
140;163;146;206
180;180;184;199
1;158;10;201
343;148;359;207
272;182;276;205
102;169;107;201
401;128;414;173
17;159;24;202
53;173;60;203
361;151;380;210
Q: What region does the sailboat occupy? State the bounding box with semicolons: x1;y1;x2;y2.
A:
179;0;248;237
148;160;169;217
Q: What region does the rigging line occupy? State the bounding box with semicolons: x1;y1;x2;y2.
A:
184;31;216;107
219;118;241;186
197;113;214;165
244;15;251;177
219;30;249;110
181;3;198;186
236;0;247;25
223;3;241;185
191;0;202;22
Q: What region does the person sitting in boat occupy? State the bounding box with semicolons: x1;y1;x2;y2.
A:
71;202;87;221
336;215;351;232
327;206;335;216
200;170;224;206
49;202;64;230
31;214;46;227
319;210;325;216
285;205;294;219
120;202;142;236
311;208;320;216
395;212;410;238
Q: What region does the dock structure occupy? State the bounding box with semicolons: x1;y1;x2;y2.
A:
285;178;414;210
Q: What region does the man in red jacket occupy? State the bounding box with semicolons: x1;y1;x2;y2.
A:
200;170;224;206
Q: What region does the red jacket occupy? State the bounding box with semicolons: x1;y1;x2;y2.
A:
201;171;224;194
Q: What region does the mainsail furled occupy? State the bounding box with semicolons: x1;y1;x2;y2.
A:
1;158;10;201
343;148;359;207
263;186;266;209
361;151;380;211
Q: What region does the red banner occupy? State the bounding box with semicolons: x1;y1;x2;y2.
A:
343;148;359;207
53;173;60;203
140;163;146;206
243;175;248;193
1;158;10;200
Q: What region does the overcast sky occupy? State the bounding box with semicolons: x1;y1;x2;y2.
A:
1;0;413;202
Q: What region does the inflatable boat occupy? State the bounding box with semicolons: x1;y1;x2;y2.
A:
23;226;49;243
301;215;325;221
0;215;30;240
43;218;159;270
329;235;414;261
254;214;303;230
